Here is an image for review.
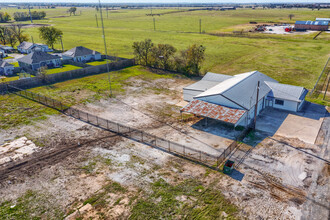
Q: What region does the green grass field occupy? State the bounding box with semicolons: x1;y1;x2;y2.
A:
1;7;328;89
45;64;82;75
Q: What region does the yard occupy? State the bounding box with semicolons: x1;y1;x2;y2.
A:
86;59;113;66
45;64;82;75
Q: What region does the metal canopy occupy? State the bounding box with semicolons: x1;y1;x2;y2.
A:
181;99;246;125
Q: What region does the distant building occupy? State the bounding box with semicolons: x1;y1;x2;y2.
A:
0;45;14;53
316;18;330;22
220;7;236;11
181;71;308;127
17;51;61;70
295;21;329;31
62;46;102;63
17;41;53;54
0;60;14;76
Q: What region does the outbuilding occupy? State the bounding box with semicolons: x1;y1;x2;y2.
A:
295;21;329;31
181;71;308;127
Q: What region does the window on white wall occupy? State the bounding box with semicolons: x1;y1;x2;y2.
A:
275;99;284;105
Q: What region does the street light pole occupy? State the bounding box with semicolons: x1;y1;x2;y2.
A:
98;0;112;97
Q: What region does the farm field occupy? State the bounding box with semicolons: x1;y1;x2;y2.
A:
1;7;329;89
0;6;330;220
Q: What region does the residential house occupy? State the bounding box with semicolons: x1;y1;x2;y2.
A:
62;46;102;62
0;49;7;58
17;51;61;70
0;60;14;76
17;41;53;54
0;45;14;53
181;71;308;127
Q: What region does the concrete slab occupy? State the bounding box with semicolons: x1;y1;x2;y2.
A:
275;114;323;144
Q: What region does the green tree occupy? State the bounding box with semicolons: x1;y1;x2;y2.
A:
132;39;154;66
150;44;176;69
186;44;206;75
10;24;29;44
0;12;10;23
38;26;63;49
0;26;9;45
68;7;77;16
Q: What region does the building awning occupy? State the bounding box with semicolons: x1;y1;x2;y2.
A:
180;99;246;125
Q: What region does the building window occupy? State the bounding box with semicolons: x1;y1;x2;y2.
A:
275;99;284;105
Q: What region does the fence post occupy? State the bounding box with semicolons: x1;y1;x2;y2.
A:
183;145;185;156
168;141;170;152
60;102;63;111
117;123;119;133
86;113;89;122
96;116;98;125
77;110;80;119
107;119;109;129
53;99;55;108
200;151;202;161
141;132;143;142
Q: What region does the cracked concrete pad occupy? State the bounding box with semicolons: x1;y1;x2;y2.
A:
275;114;323;144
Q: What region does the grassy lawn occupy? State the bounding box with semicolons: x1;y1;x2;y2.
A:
3;56;14;59
0;75;19;82
86;59;113;66
45;64;82;75
10;62;19;67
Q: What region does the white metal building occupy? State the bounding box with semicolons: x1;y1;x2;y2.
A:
181;71;308;127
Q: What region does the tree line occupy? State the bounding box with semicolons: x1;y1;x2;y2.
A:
132;39;206;76
0;24;62;50
0;12;10;23
13;11;46;21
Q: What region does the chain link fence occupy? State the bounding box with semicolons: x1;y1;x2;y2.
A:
9;85;222;168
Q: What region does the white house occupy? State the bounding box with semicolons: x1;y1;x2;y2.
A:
0;49;7;58
17;41;53;54
17;51;61;70
181;71;308;127
0;60;14;76
62;46;102;63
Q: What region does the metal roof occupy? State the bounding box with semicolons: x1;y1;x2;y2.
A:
184;72;232;92
316;18;330;21
181;99;246;125
196;71;278;110
63;46;101;58
295;20;329;26
18;41;34;50
265;81;308;102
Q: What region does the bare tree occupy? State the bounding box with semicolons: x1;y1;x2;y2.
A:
288;14;295;21
10;24;29;44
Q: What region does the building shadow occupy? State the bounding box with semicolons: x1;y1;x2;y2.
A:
226;169;245;181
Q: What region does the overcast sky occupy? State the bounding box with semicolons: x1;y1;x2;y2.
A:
3;0;330;3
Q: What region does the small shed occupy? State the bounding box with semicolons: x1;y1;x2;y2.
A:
295;21;329;31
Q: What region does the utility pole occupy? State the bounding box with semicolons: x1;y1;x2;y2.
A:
199;19;202;34
28;5;33;24
153;18;156;31
98;0;112;97
95;14;99;28
253;81;260;130
60;35;64;52
106;7;109;19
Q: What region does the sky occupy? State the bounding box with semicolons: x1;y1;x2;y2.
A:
2;0;330;3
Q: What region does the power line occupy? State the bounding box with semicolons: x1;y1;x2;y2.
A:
98;0;112;97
